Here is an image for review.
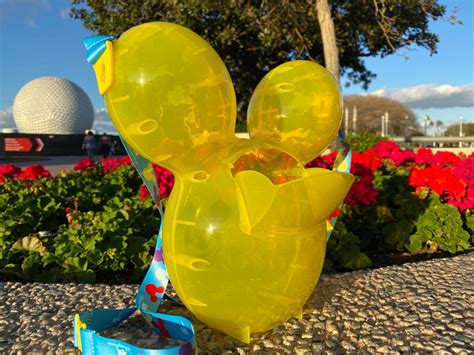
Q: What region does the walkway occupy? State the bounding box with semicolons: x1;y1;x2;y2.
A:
1;253;472;353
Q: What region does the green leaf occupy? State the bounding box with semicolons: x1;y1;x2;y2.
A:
407;234;423;253
12;236;46;256
21;252;41;277
465;215;474;235
64;257;88;271
86;249;104;266
42;252;61;267
119;209;130;221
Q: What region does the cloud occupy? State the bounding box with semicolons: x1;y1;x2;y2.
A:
93;122;118;135
0;107;16;128
0;0;50;27
370;84;474;109
0;106;119;134
95;108;111;122
92;108;118;134
59;8;69;20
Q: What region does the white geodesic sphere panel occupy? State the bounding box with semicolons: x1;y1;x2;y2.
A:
13;77;94;134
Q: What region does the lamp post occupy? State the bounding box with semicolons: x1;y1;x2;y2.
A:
352;106;357;134
459;116;464;147
345;107;349;136
381;114;385;137
385;111;389;136
404;114;409;141
424;116;431;136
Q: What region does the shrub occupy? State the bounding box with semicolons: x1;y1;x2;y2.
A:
407;199;471;254
0;159;160;283
346;132;387;152
0;143;473;282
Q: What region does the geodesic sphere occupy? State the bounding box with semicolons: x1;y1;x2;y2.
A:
13;77;94;134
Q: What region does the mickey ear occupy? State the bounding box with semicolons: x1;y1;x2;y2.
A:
247;60;342;164
100;22;237;170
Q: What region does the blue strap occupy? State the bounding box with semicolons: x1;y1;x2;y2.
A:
74;138;196;354
326;130;352;239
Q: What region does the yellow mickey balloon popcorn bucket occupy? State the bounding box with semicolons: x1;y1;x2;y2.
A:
86;22;354;343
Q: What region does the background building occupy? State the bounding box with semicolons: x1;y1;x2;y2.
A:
13;77;94;134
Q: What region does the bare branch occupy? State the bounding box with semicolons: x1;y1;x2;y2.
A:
373;0;397;52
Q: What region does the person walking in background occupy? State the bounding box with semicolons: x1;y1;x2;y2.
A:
82;131;97;159
110;139;119;156
98;132;113;158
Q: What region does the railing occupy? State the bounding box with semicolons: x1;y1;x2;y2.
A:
391;136;474;148
236;133;474;146
391;136;474;143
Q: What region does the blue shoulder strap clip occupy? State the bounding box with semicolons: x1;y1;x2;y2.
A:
84;35;114;64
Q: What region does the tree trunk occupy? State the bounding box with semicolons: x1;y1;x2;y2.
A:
316;0;340;83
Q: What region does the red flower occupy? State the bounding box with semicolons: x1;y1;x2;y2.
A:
369;141;401;160
450;186;474;211
306;151;337;169
391;149;416;166
65;207;75;223
0;164;21;176
408;168;426;188
350;162;373;178
351;151;382;171
452;158;474;187
74;158;95;171
138;165;175;202
414;148;433;166
101;156;132;173
120;156;131;165
17;165;51;180
344;175;378;206
308;149;381;207
365;141;417;166
0;164;21;182
153;165;175;198
408;165;470;210
450;158;474;211
430;151;461;168
139;184;151;202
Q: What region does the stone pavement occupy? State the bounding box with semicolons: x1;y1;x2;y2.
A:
1;253;473;353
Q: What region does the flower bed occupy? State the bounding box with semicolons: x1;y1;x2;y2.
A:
0;143;472;283
309;141;473;271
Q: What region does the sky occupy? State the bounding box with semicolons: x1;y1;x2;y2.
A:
0;0;473;134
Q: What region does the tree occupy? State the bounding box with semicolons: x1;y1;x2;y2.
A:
444;122;474;137
343;95;418;136
434;120;443;136
316;0;339;82
71;0;452;129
